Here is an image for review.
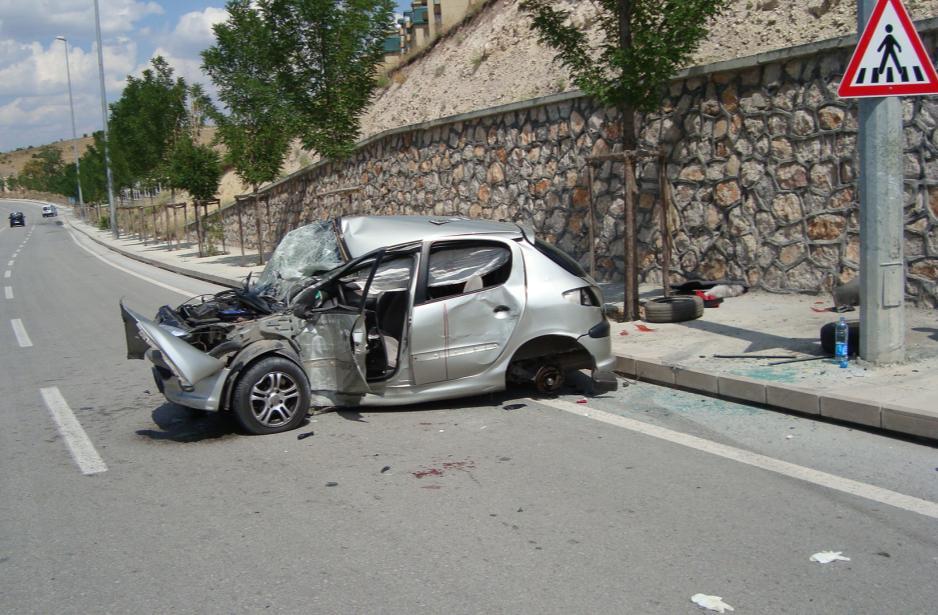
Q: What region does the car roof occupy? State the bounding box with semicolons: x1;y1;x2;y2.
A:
339;215;523;257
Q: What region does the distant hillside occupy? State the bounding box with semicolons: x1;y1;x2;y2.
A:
0;128;221;180
0;136;95;178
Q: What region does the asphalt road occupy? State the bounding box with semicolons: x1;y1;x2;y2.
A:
1;199;936;614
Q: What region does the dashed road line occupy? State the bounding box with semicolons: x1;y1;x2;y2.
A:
39;387;108;476
7;260;13;267
4;286;12;299
10;318;32;347
534;397;938;520
3;270;10;279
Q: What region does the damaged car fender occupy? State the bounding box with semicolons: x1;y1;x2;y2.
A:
221;338;306;413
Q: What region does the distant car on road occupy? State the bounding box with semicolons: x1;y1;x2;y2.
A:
122;215;617;435
9;212;25;227
41;205;57;218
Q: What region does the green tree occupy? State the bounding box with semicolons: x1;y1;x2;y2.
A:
167;136;222;202
260;0;395;159
109;56;189;188
202;0;294;191
76;132;111;204
18;146;66;192
521;0;726;319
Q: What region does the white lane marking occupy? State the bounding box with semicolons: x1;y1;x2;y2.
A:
3;270;10;279
11;318;33;347
39;387;108;476
65;225;192;297
4;286;12;299
7;260;13;266
534;397;938;520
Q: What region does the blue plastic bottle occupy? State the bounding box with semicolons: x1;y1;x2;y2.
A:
834;316;849;368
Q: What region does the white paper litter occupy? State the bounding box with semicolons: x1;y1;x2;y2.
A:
810;551;851;564
785;435;794;439
691;593;735;612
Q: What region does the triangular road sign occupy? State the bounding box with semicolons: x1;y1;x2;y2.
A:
839;0;938;98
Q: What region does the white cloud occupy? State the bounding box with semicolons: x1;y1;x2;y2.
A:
0;37;138;151
142;7;227;94
0;0;163;39
0;3;230;152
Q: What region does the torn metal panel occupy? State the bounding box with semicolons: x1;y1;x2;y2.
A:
133;310;225;385
295;313;368;401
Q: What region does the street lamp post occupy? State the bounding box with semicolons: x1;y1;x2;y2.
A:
55;36;84;210
92;0;118;237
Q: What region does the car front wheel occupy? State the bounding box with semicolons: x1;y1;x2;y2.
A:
231;357;310;435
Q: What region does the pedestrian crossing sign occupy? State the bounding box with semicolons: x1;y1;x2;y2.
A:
838;0;938;98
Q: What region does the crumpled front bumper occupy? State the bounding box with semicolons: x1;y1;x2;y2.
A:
149;349;230;412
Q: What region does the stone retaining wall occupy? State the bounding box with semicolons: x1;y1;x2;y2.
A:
215;22;938;307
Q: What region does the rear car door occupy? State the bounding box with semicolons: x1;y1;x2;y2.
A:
409;239;526;385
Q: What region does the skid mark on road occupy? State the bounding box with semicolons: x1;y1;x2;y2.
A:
10;318;32;347
535;397;938;520
40;387;108;476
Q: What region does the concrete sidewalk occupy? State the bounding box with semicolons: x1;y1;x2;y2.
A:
62;205;938;442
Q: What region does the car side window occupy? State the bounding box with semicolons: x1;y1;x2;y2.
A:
424;242;511;302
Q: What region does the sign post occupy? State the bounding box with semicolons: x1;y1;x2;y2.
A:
838;0;938;364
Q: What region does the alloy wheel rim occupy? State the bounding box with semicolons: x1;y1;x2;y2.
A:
249;371;300;426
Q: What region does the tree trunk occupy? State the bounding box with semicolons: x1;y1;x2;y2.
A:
618;0;640;321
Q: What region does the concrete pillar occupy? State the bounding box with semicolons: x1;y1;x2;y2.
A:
857;0;905;364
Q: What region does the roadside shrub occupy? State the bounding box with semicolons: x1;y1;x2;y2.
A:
98;215;110;230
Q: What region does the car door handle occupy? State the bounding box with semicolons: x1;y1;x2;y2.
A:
493;305;511;314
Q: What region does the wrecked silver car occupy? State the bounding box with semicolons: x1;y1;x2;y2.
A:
122;216;616;434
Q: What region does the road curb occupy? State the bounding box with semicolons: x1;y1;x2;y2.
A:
65;216;242;289
614;353;938;442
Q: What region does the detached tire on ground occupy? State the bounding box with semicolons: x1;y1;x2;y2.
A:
231;356;311;435
641;295;704;323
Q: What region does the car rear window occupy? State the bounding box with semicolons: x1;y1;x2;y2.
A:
533;238;587;278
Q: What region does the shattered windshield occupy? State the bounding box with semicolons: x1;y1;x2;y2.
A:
255;221;344;298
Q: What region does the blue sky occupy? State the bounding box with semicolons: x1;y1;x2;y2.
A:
0;0;411;153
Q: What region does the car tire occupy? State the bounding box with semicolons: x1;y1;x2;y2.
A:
231;356;310;435
641;295;704;323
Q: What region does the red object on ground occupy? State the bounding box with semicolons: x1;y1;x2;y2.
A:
811;306;830;313
694;289;722;308
635;324;656;332
619;330;629;336
576;398;588;404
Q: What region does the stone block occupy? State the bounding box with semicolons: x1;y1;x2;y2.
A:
766;385;819;415
614;355;636;375
635;360;675;385
819;395;881;428
717;375;766;404
881;404;938;440
674;367;719;394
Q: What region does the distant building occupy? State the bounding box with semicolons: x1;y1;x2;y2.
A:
382;0;480;67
